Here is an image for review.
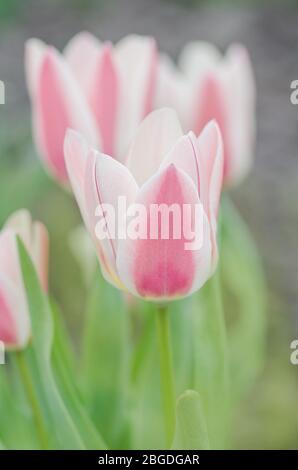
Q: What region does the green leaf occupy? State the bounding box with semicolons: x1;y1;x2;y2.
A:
221;197;267;401
80;270;130;449
51;301;107;449
192;275;228;448
17;237;95;449
172;390;210;450
129;301;165;450
0;367;38;449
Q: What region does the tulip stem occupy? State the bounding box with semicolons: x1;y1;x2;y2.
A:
15;350;49;450
156;304;176;448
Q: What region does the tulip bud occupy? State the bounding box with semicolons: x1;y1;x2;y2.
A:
0;210;49;349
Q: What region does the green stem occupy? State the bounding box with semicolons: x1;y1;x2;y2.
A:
15;350;49;450
155;304;176;448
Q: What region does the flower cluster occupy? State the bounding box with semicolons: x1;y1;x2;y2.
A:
0;32;260;451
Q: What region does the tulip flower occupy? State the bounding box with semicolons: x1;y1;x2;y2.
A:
0;210;49;349
64;108;223;301
25;33;157;184
156;42;256;186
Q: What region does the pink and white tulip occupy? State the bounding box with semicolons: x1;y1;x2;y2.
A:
156;42;256;186
25;33;157;184
64;108;223;301
0;210;49;349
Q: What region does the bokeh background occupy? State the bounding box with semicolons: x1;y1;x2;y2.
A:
0;0;298;449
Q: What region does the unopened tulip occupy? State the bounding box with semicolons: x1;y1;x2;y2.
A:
25;33;156;184
0;210;49;349
156;42;256;186
65;108;223;301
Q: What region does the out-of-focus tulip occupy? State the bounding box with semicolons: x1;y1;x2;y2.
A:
25;39;98;184
65;108;223;301
0;210;49;349
25;33;157;184
156;42;256;186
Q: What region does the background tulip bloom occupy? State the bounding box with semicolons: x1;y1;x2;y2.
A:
156;42;256;186
25;33;157;184
65;108;223;301
0;210;49;349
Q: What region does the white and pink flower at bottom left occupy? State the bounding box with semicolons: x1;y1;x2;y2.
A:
0;210;49;350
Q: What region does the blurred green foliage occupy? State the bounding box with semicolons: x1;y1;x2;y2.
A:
1;122;297;447
0;0;19;20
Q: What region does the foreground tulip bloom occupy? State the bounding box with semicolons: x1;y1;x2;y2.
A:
156;42;256;186
25;33;156;183
0;210;49;349
65;109;223;301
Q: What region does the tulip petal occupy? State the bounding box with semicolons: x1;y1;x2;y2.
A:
32;222;49;292
160;133;203;196
64;129;89;225
116;164;212;300
197;121;223;220
30;47;98;183
179;41;221;78
64;31;102;96
192;73;230;181
155;54;192;131
0;274;30;349
65;131;121;288
84;149;138;287
0;230;22;288
25;38;47;98
4;209;48;291
126;108;183;186
89;44;119;156
197;121;223;268
224;44;256;185
0;278;19;347
114;35;157;158
5;209;32;248
0;231;31;349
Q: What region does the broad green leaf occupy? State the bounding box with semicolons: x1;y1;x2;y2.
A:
129;301;165;449
172;390;210;450
50;300;77;391
192;274;229;449
191;196;266;448
51;301;106;449
80;270;130;449
192;201;230;448
17;237;87;449
0;367;37;449
221;197;266;401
